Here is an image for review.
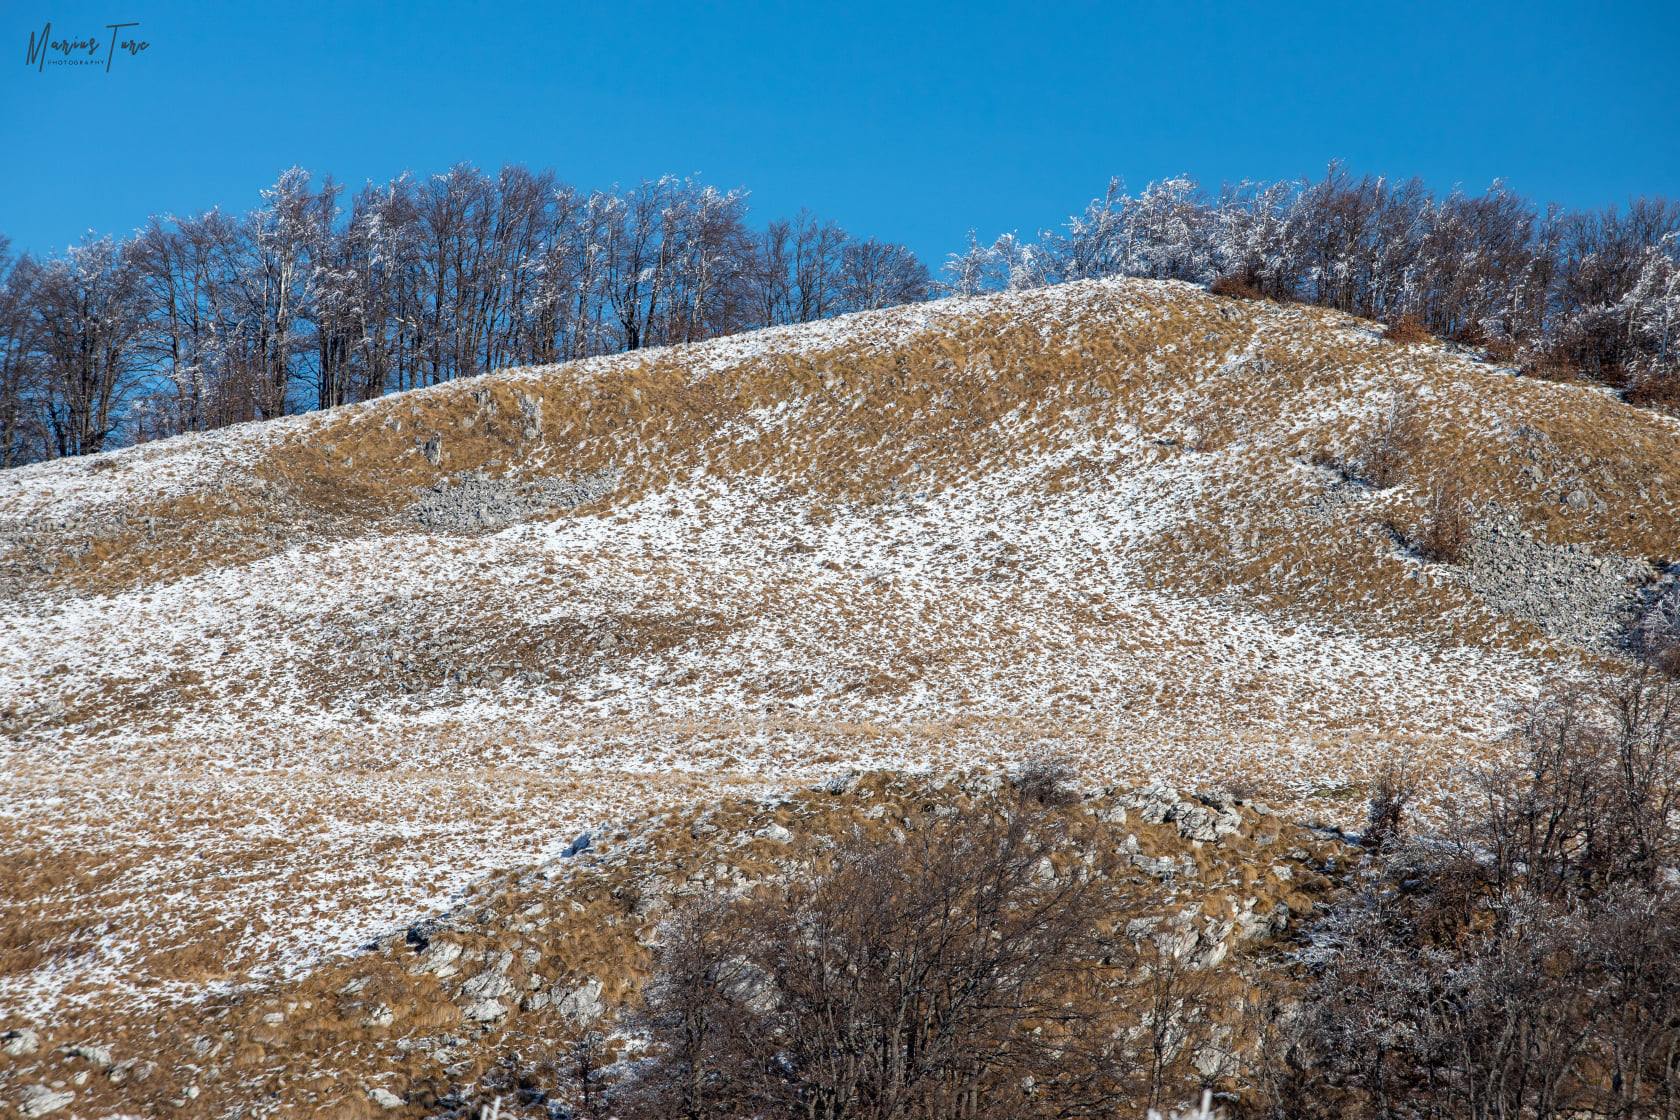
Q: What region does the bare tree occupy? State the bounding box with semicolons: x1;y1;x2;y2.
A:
32;235;145;456
626;782;1141;1120
0;240;46;465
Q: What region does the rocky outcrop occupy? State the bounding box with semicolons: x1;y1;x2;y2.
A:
1461;509;1652;649
411;469;618;532
0;773;1351;1120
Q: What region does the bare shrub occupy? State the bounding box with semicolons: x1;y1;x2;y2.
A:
1209;273;1264;300
1414;472;1472;564
1638;576;1680;674
1476;332;1521;364
1362;758;1418;851
1627;371;1680;416
1520;348;1585;383
1380;313;1431;344
623;798;1146;1119
1013;756;1080;807
1354;393;1420;489
1277;670;1680;1119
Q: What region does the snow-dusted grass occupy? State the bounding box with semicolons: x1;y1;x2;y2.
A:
4;277;1675;1025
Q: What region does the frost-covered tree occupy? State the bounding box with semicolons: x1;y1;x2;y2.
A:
31;235;146;456
0;240;46;465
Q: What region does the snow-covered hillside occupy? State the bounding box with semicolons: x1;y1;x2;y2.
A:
3;277;1678;1027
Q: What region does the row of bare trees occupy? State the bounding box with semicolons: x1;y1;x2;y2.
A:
951;163;1680;397
7;161;1679;468
0;166;931;466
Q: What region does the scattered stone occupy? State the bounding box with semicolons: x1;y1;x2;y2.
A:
755;822;794;844
2;1028;40;1056
16;1086;74;1118
368;1086;405;1110
62;1044;112;1069
1460;509;1650;649
463;999;508;1022
821;770;862;796
411;469;618;532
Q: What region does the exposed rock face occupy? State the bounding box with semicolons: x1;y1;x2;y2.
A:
411;469;618;531
1462;510;1652;649
555;978;604;1025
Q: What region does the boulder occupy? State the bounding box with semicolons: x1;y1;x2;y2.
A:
2;1028;40;1057
17;1086;74;1118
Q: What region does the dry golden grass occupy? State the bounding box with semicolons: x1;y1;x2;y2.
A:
5;277;1680;1115
0;772;1350;1118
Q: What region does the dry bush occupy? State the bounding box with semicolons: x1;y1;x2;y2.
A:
1354;393;1420;489
1414;472;1472;564
1277;670;1680;1120
1627;371;1680;416
1638;578;1680;675
1210;273;1264;301
1480;334;1520;364
1520;348;1586;383
622;789;1153;1119
1380;314;1431;344
1362;759;1418;851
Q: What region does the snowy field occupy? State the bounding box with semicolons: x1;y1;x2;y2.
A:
5;277;1676;1024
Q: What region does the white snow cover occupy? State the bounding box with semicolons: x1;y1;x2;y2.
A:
3;277;1625;1018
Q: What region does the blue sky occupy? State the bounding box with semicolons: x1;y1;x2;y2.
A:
3;0;1677;266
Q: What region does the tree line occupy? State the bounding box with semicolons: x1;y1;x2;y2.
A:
3;161;1677;468
0;166;930;465
953;163;1679;399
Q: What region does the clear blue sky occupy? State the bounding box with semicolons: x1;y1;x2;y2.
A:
3;0;1677;266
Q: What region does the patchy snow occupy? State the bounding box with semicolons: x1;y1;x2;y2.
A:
5;276;1656;1023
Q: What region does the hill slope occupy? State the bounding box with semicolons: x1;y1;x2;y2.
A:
3;277;1678;1027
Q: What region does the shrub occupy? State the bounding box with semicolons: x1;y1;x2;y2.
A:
1362;759;1418;851
1414;472;1472;564
1380;314;1431;344
1354;393;1420;489
1480;334;1520;364
623;788;1150;1119
1520;348;1586;383
1637;577;1680;674
1276;671;1680;1120
1627;371;1680;416
1210;273;1264;300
